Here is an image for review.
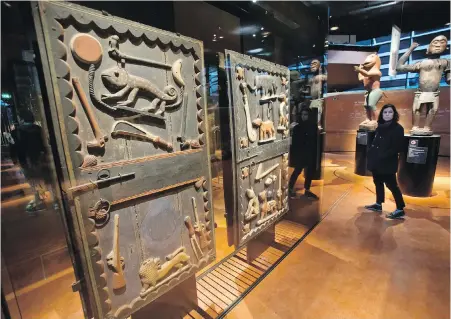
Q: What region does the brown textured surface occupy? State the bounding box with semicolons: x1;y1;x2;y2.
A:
324;87;450;156
226;153;450;319
3;153;449;318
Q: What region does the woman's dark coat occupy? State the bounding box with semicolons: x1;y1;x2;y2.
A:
367;121;405;174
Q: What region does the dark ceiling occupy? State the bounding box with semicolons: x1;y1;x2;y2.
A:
304;1;451;40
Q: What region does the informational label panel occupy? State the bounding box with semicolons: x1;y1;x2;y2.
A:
34;2;215;318
407;139;428;164
220;50;290;247
357;131;368;145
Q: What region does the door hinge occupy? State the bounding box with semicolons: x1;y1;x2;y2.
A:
71;279;82;292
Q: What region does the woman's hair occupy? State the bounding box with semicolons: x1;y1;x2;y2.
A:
377;103;399;124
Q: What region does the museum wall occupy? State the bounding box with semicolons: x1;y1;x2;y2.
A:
324;87;450;156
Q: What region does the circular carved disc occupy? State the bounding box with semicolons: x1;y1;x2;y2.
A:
70;33;102;64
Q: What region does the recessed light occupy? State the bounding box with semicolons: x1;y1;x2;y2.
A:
253;34;256;37
446;22;451;26
330;15;332;18
313;44;316;47
213;39;217;42
330;26;339;31
214;34;216;37
261;27;264;31
252;0;257;3
219;36;224;39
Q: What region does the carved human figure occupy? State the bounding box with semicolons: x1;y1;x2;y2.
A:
354;54;383;131
307;60;327;128
396;35;450;135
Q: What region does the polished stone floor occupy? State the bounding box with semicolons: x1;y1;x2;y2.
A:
226;153;450;319
2;153;449;319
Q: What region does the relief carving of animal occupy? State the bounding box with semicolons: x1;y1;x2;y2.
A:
254;75;277;97
253;119;275;140
138;247;191;297
101;60;184;114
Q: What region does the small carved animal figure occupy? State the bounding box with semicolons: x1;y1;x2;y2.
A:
253;119;275;140
139;247;190;295
254;75;277;97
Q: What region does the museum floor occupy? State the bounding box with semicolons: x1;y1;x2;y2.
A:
2;152;449;319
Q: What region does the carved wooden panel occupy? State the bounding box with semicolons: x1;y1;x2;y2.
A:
33;2;215;318
220;50;290;247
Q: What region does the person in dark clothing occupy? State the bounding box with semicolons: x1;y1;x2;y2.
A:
365;104;406;219
10;110;50;214
288;107;319;199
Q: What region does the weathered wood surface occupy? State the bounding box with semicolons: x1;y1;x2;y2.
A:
34;2;215;318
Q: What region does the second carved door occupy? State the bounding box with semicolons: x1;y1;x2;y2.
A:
220;50;291;247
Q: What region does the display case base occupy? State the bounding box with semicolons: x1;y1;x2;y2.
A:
245;224;276;263
132;275;197;319
354;129;376;176
397;134;440;197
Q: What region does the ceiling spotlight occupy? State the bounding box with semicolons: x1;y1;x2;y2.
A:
261;27;264;31
214;34;216;37
219;36;224;39
446;22;451;26
252;0;257;3
213;38;217;42
330;15;332;18
313;44;316;47
253;34;256;37
330;26;339;31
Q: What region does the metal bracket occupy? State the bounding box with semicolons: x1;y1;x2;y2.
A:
71;279;82;292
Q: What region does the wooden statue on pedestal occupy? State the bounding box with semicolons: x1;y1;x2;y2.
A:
354;54;383;131
396;35;450;135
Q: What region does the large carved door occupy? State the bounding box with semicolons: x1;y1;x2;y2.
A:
33;2;215;318
220;50;290;247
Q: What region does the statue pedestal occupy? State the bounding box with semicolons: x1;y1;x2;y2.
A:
397;134;440;197
354;129;376;176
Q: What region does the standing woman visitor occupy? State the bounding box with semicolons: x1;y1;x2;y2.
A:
288;107;319;199
365;104;406;219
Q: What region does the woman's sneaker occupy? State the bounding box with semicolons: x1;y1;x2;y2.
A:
304;190;319;200
364;203;382;212
386;209;405;219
